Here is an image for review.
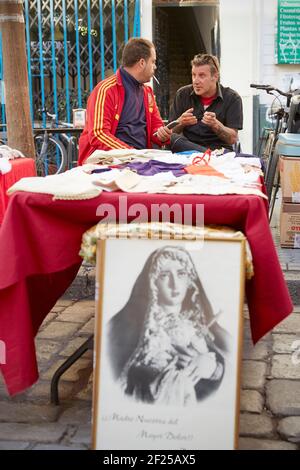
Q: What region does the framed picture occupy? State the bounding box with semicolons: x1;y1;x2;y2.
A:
92;233;245;450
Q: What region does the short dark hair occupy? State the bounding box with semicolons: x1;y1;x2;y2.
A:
122;37;154;67
191;54;220;76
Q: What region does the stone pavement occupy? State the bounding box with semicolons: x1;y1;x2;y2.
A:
0;201;300;450
0;299;94;450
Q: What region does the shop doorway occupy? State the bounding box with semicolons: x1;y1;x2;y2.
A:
153;2;219;120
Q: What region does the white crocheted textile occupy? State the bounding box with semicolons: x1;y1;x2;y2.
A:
7;165;102;200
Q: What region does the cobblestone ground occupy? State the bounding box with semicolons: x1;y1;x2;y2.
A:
1;300;300;450
0;203;299;450
0;299;94;450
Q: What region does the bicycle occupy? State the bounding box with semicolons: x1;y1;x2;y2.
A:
33;109;83;176
0;123;7;145
33;110;69;176
250;84;300;219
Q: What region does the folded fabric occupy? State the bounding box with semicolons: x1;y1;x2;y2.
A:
91;167;112;174
92;169;141;192
235;155;262;168
150;152;195;165
125;159;186;176
184;163;228;178
0;145;25;160
86;148;172;164
7;166;102;200
157;174;267;198
0;157;12;175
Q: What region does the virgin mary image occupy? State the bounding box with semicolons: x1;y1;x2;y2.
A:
107;245;231;406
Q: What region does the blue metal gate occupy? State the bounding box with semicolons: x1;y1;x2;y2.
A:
0;0;141;126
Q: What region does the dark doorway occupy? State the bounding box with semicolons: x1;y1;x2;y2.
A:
153;4;219;120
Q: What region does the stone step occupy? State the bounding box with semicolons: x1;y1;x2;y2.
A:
62;264;300;305
62;264;95;301
283;271;300;305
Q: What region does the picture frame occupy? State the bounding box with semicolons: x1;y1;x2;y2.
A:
92;232;245;450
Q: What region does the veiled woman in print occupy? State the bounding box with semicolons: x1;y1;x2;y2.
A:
107;246;230;406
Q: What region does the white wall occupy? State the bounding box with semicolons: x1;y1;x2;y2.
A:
140;0;153;87
192;6;218;54
219;0;262;152
140;0;152;41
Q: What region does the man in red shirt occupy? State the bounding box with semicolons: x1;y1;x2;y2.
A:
78;38;171;165
169;54;243;153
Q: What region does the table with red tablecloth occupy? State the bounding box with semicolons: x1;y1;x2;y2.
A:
0;158;36;224
0;190;293;396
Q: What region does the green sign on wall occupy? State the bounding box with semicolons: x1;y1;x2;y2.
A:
277;0;300;64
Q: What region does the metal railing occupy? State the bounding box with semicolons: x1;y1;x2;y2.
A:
0;0;141;126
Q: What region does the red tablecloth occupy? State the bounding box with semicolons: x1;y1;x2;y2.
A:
0;191;293;396
0;158;36;224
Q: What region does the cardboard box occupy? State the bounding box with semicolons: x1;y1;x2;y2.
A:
280;203;300;248
279;156;300;203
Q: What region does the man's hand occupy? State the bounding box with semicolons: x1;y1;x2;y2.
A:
178;107;197;127
201;111;218;130
156;125;172;143
202;111;238;145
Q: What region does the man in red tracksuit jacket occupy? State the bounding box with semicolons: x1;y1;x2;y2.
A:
78;37;171;165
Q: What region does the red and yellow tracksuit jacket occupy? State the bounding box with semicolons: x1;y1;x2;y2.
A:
78;69;165;165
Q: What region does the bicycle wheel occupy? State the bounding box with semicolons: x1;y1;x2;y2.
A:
260;129;275;176
59;133;78;170
34;135;67;176
264;141;279;202
67;135;79;169
256;127;270;158
269;171;280;221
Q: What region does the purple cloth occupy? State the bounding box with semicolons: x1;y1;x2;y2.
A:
125;160;186;177
91;168;112;174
